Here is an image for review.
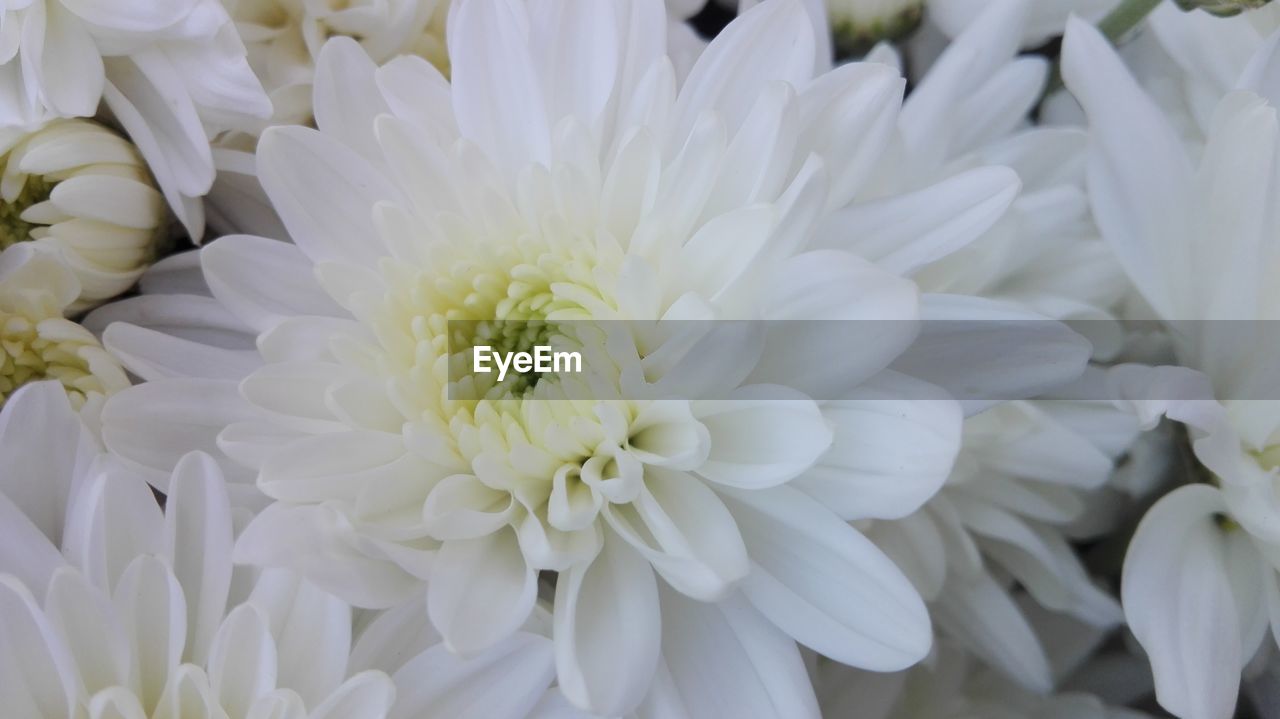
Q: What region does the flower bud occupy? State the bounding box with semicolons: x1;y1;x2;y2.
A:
1173;0;1272;17
827;0;924;56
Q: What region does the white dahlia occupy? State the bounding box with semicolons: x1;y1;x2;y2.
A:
94;0;1091;713
0;245;127;411
1065;16;1280;719
0;0;271;238
1;118;165;312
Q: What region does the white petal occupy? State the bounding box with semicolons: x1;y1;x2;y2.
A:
37;1;103;116
750;250;920;398
115;554;187;711
0;492;67;606
390;633;555;719
931;572;1052;692
1121;485;1242;719
1060;16;1194;319
103;323;260;382
247;570;351;708
822;166;1020;275
428;529;536;655
658;589;820;718
257;430;412;503
793;372;960;521
720;485;931;670
554;532;661;715
890;295;1092;415
101;379;255;486
0;380;87;543
693;385;832;489
449;0;550;172
46;567;127;695
234;503;421;609
792;61;903;210
60;0;195;31
0;575;80;718
202;234;344;334
348;594;439;677
207;604;278;718
164;452;233;665
308;671;395;719
673;0;814;142
256;126;398;266
603;468;749;601
312;38;390;166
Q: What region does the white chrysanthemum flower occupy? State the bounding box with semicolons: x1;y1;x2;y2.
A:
829;0;1137;692
1065;17;1280;719
1;381;599;719
863;0;1127;343
0;246;127;411
93;0;1093;713
868;399;1134;692
0;0;271;239
1;119;165;312
223;0;450;129
0;383;396;719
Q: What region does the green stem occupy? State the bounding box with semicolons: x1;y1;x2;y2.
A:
1097;0;1165;42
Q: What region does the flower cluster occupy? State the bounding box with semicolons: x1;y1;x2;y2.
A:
1;0;1279;718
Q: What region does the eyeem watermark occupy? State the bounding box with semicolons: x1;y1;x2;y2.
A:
473;345;582;382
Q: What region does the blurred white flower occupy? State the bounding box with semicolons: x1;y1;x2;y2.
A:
1065;16;1280;719
223;0;450;130
832;0;1139;692
0;382;397;719
814;640;1151;719
1;118;165;311
0;246;127;411
0;0;272;239
863;0;1127;345
0;380;596;719
868;399;1135;692
89;0;1098;713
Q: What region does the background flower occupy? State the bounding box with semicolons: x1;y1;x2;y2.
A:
0;0;272;239
0;118;165;311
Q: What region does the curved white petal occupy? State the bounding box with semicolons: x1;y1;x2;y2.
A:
693;385;832;489
390;632;555;719
427;529;537;655
720;485;931;670
657;588;821;718
793;371;961;521
554;532;661;715
1122;485;1242;719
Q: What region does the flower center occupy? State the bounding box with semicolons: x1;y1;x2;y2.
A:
0;314;120;408
0;175;54;250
